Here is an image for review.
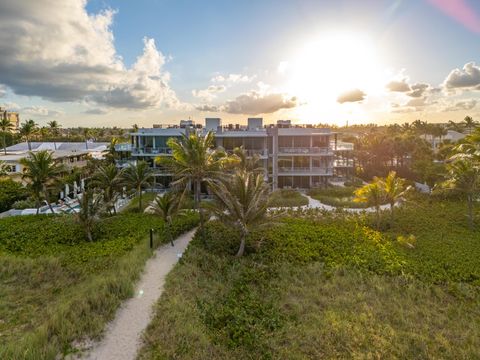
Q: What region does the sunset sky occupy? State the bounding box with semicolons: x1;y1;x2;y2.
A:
1;0;480;127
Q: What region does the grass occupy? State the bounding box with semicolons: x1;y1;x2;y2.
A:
267;189;309;207
137;194;480;359
0;212;199;359
308;186;371;208
121;192;157;213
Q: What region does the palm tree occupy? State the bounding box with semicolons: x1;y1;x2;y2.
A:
150;190;186;245
463;116;478;134
158;131;226;239
132;124;139;133
20;120;38;151
206;170;270;257
354;179;385;229
122;161;153;212
90;163;123;215
0;117;14;155
82;128;90;149
74;189;103;241
380;171;410;222
104;137;119;164
0;160;9;177
231;146;264;173
47;120;61;150
440;158;480;230
20;150;65;214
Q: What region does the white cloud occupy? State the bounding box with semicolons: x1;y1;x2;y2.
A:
211;73;255;83
22;106;63;117
386;79;410;92
443;62;480;90
444;99;477;112
0;0;178;110
192;85;226;102
337;89;366;103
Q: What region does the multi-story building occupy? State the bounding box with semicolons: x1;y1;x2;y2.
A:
0;107;20;130
122;118;352;190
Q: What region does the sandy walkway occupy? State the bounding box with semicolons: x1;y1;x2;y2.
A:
81;228;197;360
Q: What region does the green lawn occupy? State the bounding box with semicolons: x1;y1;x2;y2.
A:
138;195;480;359
121;192;158;213
267;189;309;207
307;185;375;208
0;212;198;359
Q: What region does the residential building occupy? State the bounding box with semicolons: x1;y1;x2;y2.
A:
0;106;20;130
0;142;109;180
122;118;353;189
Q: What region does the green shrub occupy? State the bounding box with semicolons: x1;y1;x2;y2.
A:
268;189;308;207
11;199;36;210
0;178;28;212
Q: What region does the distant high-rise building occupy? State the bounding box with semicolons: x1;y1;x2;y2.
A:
0;107;20;130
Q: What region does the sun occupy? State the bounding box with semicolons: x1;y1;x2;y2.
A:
285;30;388;124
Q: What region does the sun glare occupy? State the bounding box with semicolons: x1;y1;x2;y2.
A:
286;31;387;124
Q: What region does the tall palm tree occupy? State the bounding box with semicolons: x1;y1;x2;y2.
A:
82;128;90;150
20;119;38;151
150;190;186;245
20;150;65;214
158;131;226;239
380;171;410;222
231;146;264;173
132;124;139;133
122;161;153;212
440;158;480;230
0;117;14;155
463;116;478;134
104;137;119;164
354;179;385;229
90;163;123;215
47;120;61;150
74;189;103;241
206;170;270;257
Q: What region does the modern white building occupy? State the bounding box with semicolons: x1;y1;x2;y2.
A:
122;118;353;189
0;142;109;178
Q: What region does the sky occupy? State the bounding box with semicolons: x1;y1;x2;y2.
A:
1;0;480;128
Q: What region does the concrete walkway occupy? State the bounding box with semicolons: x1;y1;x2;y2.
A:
269;195;393;213
81;228;197;360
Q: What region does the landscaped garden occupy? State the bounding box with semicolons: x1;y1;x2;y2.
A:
308;185;370;208
0;212;198;359
267;188;309;207
137;194;480;359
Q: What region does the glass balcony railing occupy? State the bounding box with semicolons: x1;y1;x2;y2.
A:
278;167;334;175
131;147;172;155
278;147;332;155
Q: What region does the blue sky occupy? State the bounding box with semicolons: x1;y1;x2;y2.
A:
1;0;480;127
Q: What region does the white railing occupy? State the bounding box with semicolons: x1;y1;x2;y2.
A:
278;147;332;155
278;167;334;175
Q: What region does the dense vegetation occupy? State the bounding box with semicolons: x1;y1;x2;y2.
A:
267;189;309;207
0;212;199;359
307;185;369;208
0;178;28;212
138;195;480;359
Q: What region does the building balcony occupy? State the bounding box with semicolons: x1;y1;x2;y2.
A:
278;147;333;156
334;160;354;167
131;147;172;156
278;167;334;176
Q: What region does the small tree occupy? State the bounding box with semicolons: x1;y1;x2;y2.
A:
206;171;270;257
150;190;186;245
380;171;411;223
20;150;65;214
354;179;385;229
47;120;61;150
91;163;123;215
20;120;38;151
440;158;480;230
0;117;14;155
74;189;103;241
122;161;153;212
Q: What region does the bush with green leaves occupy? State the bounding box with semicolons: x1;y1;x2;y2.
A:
0;178;28;212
